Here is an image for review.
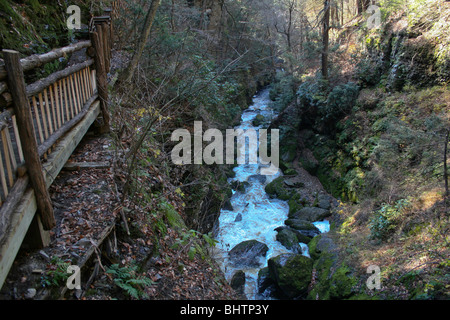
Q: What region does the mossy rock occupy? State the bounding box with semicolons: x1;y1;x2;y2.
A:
290;207;331;222
285;219;321;238
275;226;311;249
231;180;250;193
307;234;357;300
329;264;357;299
230;270;246;291
265;177;293;200
229;240;269;267
288;198;304;215
268;253;313;299
257;267;275;294
252;114;265;126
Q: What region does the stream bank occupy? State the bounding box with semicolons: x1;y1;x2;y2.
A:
212;88;360;300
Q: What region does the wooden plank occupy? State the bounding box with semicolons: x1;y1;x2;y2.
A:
1;129;14;187
0;187;37;289
5;126;18;172
81;68;89;103
67;75;75;119
49;84;57;133
91;31;110;132
38;93;49;140
63;161;110;170
77;70;85;105
62;77;70;123
73;73;83;112
91;70;97;93
0;149;8;198
85;67;93;97
43;89;53;135
31;96;44;145
0;176;29;242
52;83;60;130
69;74;78;116
12;116;24;164
42;100;100;188
2;49;55;230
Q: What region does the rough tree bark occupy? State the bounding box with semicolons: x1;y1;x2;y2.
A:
118;0;161;84
322;0;330;81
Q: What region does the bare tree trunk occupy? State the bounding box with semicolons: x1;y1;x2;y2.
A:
445;129;449;197
357;0;370;15
322;0;330;81
118;0;161;84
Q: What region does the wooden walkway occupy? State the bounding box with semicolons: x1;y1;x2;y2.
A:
0;13;113;289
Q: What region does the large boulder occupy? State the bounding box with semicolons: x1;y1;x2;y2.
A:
289;207;331;222
275;226;311;252
285;219;321;238
317;194;333;210
257;267;276;295
229;240;269;267
268;253;313;299
265;177;293;200
230;270;246;296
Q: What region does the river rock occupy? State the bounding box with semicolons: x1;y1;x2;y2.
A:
283;177;304;188
230;270;246;293
229;240;269;267
234;213;243;222
317;194;332;210
222;198;234;211
275;226;312;246
248;174;267;184
285;219;321;238
252;114;265;126
290;207;331;222
231;181;250;193
268;253;313;299
265;177;293;200
257;267;275;294
275;227;299;251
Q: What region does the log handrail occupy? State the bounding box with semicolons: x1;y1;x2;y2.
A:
0;40;92;82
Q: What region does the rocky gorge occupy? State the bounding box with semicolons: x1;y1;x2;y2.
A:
213;89;362;300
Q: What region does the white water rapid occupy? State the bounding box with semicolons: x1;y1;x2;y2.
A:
213;88;329;300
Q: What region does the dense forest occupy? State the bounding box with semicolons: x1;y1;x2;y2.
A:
0;0;448;303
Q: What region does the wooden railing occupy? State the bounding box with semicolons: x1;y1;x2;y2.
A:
0;8;114;289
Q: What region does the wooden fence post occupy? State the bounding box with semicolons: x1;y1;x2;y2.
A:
90;25;110;133
2;50;55;230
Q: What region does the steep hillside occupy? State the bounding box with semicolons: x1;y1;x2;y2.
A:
270;0;450;299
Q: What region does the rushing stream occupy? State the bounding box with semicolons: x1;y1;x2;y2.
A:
213;88;329;300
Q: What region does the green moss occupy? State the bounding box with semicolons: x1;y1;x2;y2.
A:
265;177;293;201
268;254;313;298
307;251;334;300
160;200;186;231
329;264;357;299
307;234;322;260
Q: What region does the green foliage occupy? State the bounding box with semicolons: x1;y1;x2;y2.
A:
41;257;71;288
356;58;382;88
369;198;411;240
321;82;360;123
269;72;298;112
106;263;154;299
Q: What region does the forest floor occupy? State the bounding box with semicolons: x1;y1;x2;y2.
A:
0;129;237;300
